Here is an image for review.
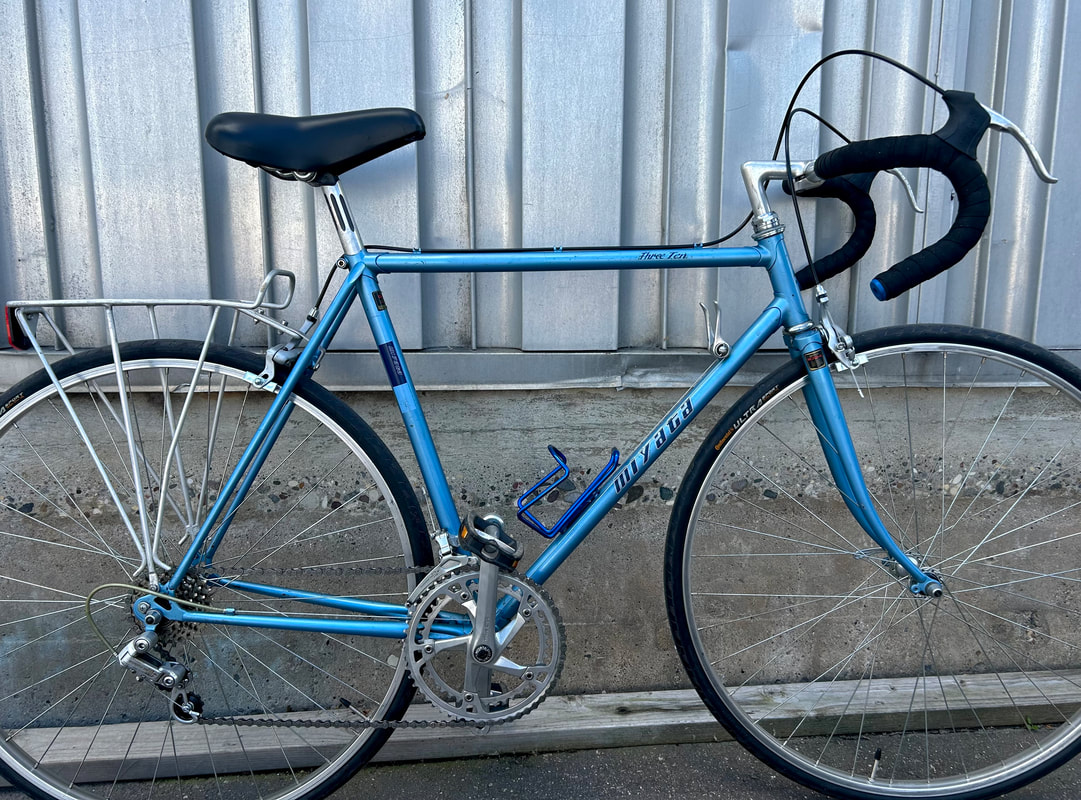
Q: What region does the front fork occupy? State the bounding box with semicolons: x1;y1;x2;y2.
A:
787;323;943;598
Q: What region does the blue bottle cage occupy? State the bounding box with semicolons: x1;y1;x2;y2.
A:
516;446;620;539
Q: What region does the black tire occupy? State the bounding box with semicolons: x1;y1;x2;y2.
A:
0;340;432;800
665;324;1081;799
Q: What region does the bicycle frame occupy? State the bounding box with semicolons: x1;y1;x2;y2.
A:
142;174;942;638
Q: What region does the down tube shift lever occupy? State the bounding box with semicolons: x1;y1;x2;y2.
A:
699;302;731;360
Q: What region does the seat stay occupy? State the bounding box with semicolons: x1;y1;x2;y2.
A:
164;259;366;591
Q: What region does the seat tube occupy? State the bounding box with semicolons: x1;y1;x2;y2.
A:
354;264;460;538
323;183;459;539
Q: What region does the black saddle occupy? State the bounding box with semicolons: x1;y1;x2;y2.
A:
205;108;425;184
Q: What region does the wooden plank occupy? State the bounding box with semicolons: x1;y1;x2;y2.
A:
6;670;1080;785
376;689;726;762
7;715;354;784
728;669;1081;738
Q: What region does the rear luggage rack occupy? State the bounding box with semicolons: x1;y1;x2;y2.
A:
5;269;303;364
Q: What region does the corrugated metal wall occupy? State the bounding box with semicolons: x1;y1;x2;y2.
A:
0;0;1076;385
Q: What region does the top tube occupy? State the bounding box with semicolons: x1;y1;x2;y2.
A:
364;244;773;274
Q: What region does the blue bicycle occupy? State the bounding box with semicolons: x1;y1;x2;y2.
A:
0;52;1071;800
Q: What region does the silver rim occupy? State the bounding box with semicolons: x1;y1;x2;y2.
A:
0;353;416;800
682;339;1081;797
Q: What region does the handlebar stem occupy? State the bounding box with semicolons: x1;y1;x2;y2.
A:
740;160;815;219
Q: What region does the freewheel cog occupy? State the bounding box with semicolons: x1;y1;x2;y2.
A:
405;565;564;723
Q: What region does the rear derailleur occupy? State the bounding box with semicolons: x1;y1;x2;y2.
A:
116;630;202;723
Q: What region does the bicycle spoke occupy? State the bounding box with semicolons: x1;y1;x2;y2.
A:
728;451;866;553
930;388;1062;564
674;332;1081;796
0;346;423;799
860;367;909;548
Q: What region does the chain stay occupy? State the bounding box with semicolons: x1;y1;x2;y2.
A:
196;562;562;731
142;561;453;730
127;559;559;731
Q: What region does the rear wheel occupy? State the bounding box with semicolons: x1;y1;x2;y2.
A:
0;340;432;800
666;325;1081;798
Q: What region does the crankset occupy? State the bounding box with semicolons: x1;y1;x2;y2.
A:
405;557;564;724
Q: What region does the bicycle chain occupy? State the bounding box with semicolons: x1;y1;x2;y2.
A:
196;704;501;730
235;563;432;578
97;557;491;730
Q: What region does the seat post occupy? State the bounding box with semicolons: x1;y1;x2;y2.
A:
321;182;363;255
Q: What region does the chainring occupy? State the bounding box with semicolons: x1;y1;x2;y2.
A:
405;564;564;723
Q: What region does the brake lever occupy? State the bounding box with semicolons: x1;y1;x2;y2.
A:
885;168;924;214
795;163;923;214
981;104;1058;184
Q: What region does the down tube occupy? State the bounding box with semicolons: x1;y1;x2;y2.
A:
524;301;786;586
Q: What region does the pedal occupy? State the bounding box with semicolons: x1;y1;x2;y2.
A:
516;446;619;538
458;514;523;571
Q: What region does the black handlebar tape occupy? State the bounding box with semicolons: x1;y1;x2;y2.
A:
813;91;991;301
784;173;877;290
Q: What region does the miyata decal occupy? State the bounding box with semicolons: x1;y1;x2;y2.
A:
378;342;407;387
614;399;692;492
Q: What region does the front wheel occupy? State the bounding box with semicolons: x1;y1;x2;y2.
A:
0;341;432;800
666;324;1081;799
